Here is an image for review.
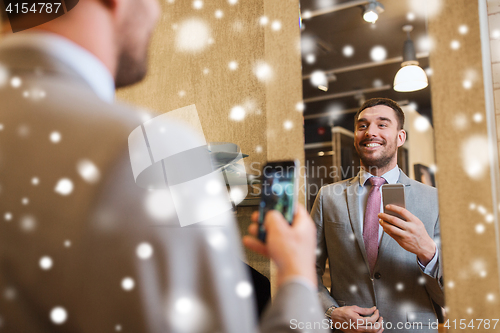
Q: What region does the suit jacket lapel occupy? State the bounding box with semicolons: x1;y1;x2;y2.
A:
345;176;370;271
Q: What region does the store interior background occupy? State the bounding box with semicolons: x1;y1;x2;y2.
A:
299;0;436;211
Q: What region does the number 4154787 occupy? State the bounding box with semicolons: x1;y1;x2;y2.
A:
443;319;499;330
5;3;62;14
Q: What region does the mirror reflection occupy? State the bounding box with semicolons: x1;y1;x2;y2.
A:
300;0;444;331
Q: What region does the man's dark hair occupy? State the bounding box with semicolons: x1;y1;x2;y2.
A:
354;98;405;130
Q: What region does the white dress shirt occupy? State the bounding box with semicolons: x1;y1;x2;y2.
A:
0;31;115;103
357;165;438;275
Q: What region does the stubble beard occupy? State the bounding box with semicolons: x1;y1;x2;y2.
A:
114;3;152;89
355;136;398;172
115;47;149;89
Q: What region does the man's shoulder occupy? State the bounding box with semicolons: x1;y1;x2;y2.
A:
23;76;144;132
405;176;438;196
319;177;356;195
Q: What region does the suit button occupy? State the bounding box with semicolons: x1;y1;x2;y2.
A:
374;272;381;279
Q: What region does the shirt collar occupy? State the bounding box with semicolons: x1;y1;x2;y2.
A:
0;32;115;103
359;164;400;187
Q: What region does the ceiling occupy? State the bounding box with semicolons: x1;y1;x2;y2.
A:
299;0;433;144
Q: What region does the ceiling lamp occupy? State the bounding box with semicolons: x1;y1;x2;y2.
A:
394;25;428;92
363;0;384;24
311;71;328;91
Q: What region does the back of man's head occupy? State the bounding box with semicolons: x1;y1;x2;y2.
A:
0;0;161;88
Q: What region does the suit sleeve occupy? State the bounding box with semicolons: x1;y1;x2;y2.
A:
310;188;339;312
419;213;445;307
260;281;329;333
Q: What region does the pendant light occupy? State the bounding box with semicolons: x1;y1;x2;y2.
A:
393;25;428;92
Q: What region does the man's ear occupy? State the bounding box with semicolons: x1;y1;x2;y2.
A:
397;129;406;147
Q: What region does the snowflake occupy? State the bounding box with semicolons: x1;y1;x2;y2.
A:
39;256;53;270
229;106;245;121
20;215;36;232
50;131;61;143
10;76;21;88
450;40;460;50
228;61;238;71
121;277;135;291
192;0;203;9
136;243;154;260
207;231;227;251
342;45;354;57
295;102;305;112
175;18;211;53
145;190;175;220
235;281;253;298
77;159;100;183
50;307;68;325
271;21;281;31
54;178;74;196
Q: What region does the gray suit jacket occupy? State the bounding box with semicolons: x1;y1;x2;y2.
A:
0;42;327;332
312;171;444;332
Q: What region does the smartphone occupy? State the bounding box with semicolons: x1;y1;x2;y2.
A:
258;160;299;242
381;184;406;220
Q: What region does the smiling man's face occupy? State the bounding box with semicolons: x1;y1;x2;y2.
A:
354;105;406;172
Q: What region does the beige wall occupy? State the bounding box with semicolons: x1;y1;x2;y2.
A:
117;0;304;185
402;106;436;180
117;0;304;292
428;0;500;325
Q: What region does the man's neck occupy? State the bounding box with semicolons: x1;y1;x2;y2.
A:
361;162;398;177
28;1;117;79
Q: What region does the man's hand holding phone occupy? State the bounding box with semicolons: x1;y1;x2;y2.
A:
378;205;436;266
243;204;317;288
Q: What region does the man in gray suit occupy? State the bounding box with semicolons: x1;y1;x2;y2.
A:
312;98;444;332
0;1;327;332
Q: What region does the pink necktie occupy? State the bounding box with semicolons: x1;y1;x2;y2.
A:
363;177;386;275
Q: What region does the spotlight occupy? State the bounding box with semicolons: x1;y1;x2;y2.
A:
311;71;329;91
363;0;384;24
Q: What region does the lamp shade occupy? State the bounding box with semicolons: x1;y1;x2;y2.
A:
363;10;378;23
363;1;384;23
393;65;428;92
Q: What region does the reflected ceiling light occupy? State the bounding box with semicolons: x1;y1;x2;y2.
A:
305;54;316;64
394;25;428;92
311;71;336;92
311;71;328;91
363;0;384;24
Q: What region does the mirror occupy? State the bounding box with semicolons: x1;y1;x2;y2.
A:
300;0;443;329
